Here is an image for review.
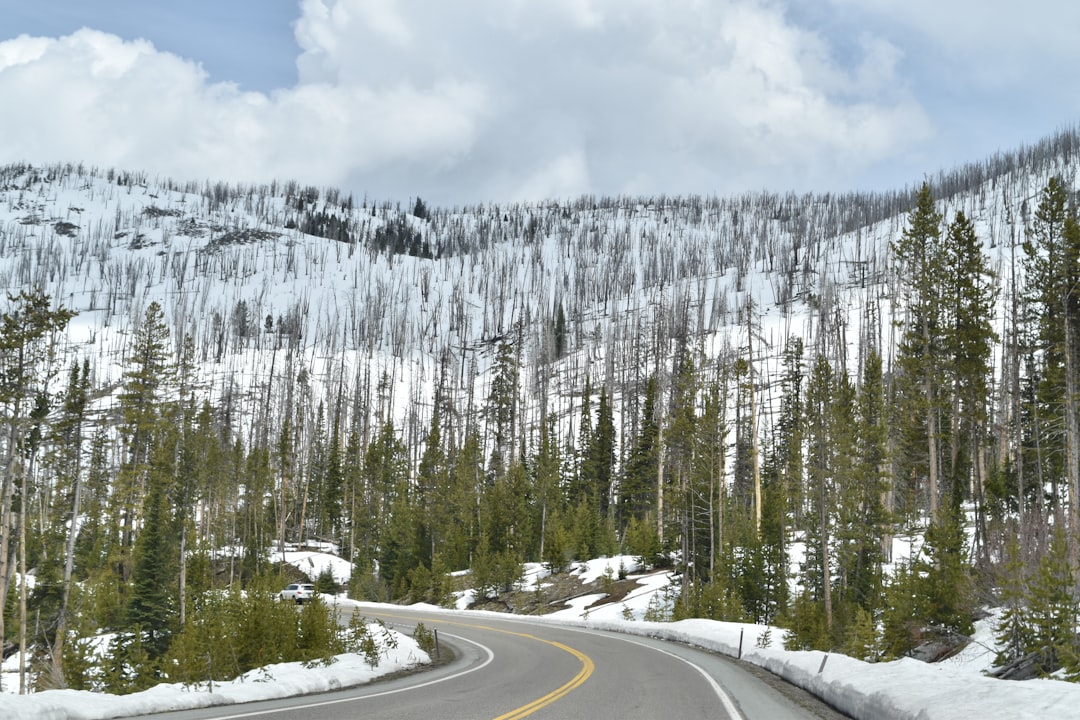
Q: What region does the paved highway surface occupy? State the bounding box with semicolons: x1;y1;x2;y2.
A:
136;606;849;720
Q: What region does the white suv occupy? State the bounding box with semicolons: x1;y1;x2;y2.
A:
279;583;315;604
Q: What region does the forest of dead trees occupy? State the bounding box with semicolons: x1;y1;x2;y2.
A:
3;127;1080;692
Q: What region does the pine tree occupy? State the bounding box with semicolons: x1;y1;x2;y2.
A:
1021;177;1074;528
849;349;889;612
119;301;173;468
0;289;74;693
1025;525;1078;675
486;340;519;470
115;301;177;660
115;301;174;590
916;505;974;642
941;210;997;563
773;337;804;532
590;384;616;519
554;301;568;359
416;407;448;568
126;474;175;661
891;182;947;518
362;421;409;594
696;380;730;590
802;353;836;634
665;350;698;590
533;419;562;565
620;375;659;528
43;359;91;684
572;376;595;507
994;536;1034;670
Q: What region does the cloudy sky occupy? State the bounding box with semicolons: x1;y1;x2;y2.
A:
1;1;1077;207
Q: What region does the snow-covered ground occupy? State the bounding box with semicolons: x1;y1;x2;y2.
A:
4;553;1080;720
446;555;1080;720
269;546;355;585
0;612;429;719
455;555;1080;720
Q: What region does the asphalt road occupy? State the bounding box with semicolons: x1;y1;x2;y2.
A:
138;606;847;720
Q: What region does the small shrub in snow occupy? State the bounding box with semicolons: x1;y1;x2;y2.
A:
412;622;436;656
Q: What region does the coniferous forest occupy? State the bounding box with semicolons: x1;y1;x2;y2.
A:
4;127;1080;692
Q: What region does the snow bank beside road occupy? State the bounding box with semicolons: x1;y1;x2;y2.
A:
0;623;428;720
520;612;1080;720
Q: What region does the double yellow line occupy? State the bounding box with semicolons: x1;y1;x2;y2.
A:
489;628;594;720
375;612;595;720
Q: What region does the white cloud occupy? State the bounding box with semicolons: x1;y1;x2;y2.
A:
0;34;51;71
512;150;591;202
0;27;487;192
0;1;934;204
825;0;1080;89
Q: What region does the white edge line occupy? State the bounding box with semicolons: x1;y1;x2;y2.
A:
456;613;745;720
605;633;745;720
397;608;745;720
208;632;494;720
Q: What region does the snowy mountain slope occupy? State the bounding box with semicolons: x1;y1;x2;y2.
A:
4;122;1080;715
1;131;1074;459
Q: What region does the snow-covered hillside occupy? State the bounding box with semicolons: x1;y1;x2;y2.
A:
3;128;1080;712
0;132;1072;454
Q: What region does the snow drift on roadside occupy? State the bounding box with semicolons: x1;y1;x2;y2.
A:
0;622;428;720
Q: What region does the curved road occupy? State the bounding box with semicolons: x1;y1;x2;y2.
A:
141;606;845;720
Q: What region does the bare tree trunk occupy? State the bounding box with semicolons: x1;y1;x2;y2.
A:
0;472;9;694
1005;243;1025;554
976;436;991;567
53;462;83;684
539;498;546;563
923;299;939;518
680;467;689;596
821;470;833;633
883;313;897;564
1065;314;1080;571
0;410;21;694
178;531;187;627
656;422;665;545
748;308;762;534
709;463;715;579
927;372;939;518
19;464;27;694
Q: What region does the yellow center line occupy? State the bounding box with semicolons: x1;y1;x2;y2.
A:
489;630;594;720
371;611;595;720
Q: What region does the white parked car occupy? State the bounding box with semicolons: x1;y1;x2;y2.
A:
279;582;315;604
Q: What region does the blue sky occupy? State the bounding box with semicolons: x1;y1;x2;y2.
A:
1;1;1077;207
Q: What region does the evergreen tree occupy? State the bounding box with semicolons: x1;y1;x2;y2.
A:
533;419;563;566
665;350;698;589
848;349;889;612
39;359;91;683
360;421;409;593
126;474;175;661
802;353;836;635
994;536;1034;670
554;302;568;359
486;340;519;471
827;369;861;640
0;290;75;685
590;384;616;519
620;376;659;528
891;182;947;518
1021;177;1075;527
416;407;448;568
1025;525;1078;676
917;506;974;640
772;337;804;532
941;210;997;562
115;301;174;596
572;376;595;507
